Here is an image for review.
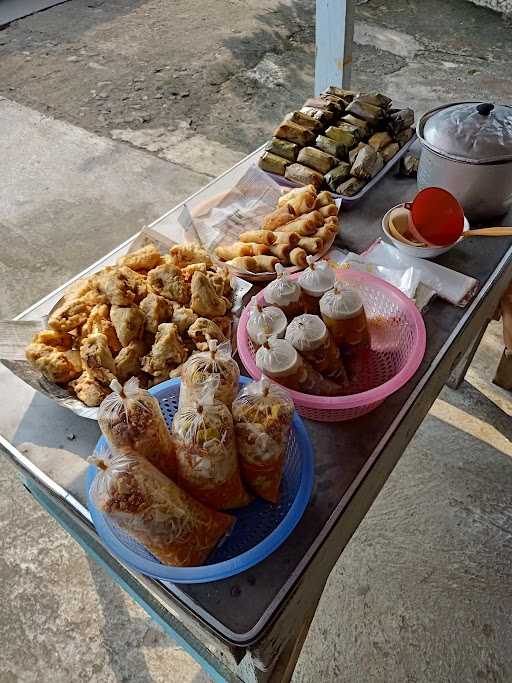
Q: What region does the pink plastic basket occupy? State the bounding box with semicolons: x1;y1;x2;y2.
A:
237;269;426;422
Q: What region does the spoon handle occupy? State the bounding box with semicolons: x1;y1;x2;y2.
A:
462;227;512;238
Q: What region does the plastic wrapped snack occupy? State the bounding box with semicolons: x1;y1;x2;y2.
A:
172;377;250;510
90;450;234;566
320;282;370;350
263;264;305;319
297;256;336;315
285;314;347;383
232;377;294;503
255;337;343;397
246;297;287;348
98;377;177;479
181;339;240;408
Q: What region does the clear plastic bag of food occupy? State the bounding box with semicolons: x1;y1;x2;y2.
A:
232;376;294;503
172;375;250;510
319;282;370;349
89;449;234;567
263;264;305;318
246;296;287;347
180;339;240;407
297;256;336;315
98;377;177;480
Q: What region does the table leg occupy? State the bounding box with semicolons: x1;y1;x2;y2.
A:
493;350;512;390
446;321;489;389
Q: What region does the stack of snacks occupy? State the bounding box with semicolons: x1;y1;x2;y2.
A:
172;376;250;510
90;450;234;566
180;339;240;408
232;377;294;503
25;241;235;407
259;85;414;197
214;186;339;275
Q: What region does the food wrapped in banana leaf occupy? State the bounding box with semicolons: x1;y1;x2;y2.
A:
348;142;367;165
300;106;335;124
351;145;379;180
387;108;414;135
274;120;315;147
315;134;348;160
297;147;338;174
285;163;324;190
320;93;348;109
284;111;323;133
325;163;351;191
259;151;291;176
368;131;393;151
333;121;361;141
400;154;419;177
304;97;342;115
325;126;358;148
336;177;366;197
381;142;400;163
396;127;414;147
370;152;384;178
340;114;370;138
325;86;356;101
356;92;392;109
346;99;382;125
265;137;300;162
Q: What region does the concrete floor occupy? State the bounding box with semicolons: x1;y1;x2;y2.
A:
1;0;512;681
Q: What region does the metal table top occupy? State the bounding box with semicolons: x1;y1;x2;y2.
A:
3;149;512;646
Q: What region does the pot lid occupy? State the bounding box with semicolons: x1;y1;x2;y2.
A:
419;101;512;163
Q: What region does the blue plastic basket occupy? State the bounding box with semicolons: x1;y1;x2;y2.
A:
87;376;315;583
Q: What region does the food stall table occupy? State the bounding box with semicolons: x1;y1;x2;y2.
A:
1;148;512;683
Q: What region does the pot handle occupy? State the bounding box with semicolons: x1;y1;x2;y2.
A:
404;202;412;210
476;103;494;116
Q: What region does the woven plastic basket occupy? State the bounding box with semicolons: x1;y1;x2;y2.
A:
237;269;426;422
87;376;314;583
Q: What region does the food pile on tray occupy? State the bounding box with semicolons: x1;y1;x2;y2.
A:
90;368;295;567
213;184;339;275
258;85;414;196
25;242;236;407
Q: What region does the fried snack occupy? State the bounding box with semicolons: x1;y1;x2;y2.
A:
323;215;339;230
115;340;146;383
32;329;73;350
232;377;294;503
252;255;279;273
212;316;232;339
239;230;277;246
95;268;136;306
181;340;240;408
277;185;317;214
274;210;323;236
90;450;233;566
188;317;227;351
206;267;232;299
49;297;93;332
118;243;162;272
109;305;145;347
180;262;208;282
139;292;173;334
270;244;292;261
273;231;300;247
318;204;338;219
190;271;230;317
315;225;337;242
171;306;198;335
142;322;188;378
289;247;307;268
117;266;148;302
173;377;250;510
214;243;252;261
80;333;117;385
298;237;323;254
225;256;257;273
82;304;122;354
168;242;212;269
314;191;334;208
98;377;177;479
70;372;110;406
261;204;296;230
147;262;190;304
25;342;82;384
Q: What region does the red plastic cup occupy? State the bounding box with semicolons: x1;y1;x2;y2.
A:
405;187;465;247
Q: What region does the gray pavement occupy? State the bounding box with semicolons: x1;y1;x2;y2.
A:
1;0;512;681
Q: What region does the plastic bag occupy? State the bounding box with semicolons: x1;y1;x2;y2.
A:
172;375;250;510
89;449;234;567
232;377;294;503
98;377;177;480
263;264;304;318
285;314;347;383
180;339;240;407
246;296;287;347
297;256;335;314
319;282;370;349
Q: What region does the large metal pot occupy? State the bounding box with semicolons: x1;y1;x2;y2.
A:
417;101;512;222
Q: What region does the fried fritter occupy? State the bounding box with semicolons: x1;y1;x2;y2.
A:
70;372;110;407
80;333;117;385
139;292;173;334
168;242;212;269
115;340;146;382
188;317;227;351
95;268;136;306
32;329;74;350
49;298;93;333
117;243;162;272
147;262;190;304
190;271;230;317
118;266;148;302
82;304;122;353
206;267;232;298
26;343;82;384
171;306;198;335
110;305;145;347
141;323;188;377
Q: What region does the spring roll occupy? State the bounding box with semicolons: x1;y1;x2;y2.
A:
277;185;317;215
252;255;280;273
314;191;333;208
274;210;323;236
324;216;338;229
270;244;292;261
319;204;338;218
289;247;308;268
245;243;271;256
315;224;338;242
215;243;252;261
239;230;276;246
226;256;257;272
273;231;301;247
299;237;323;254
261;204;296;230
